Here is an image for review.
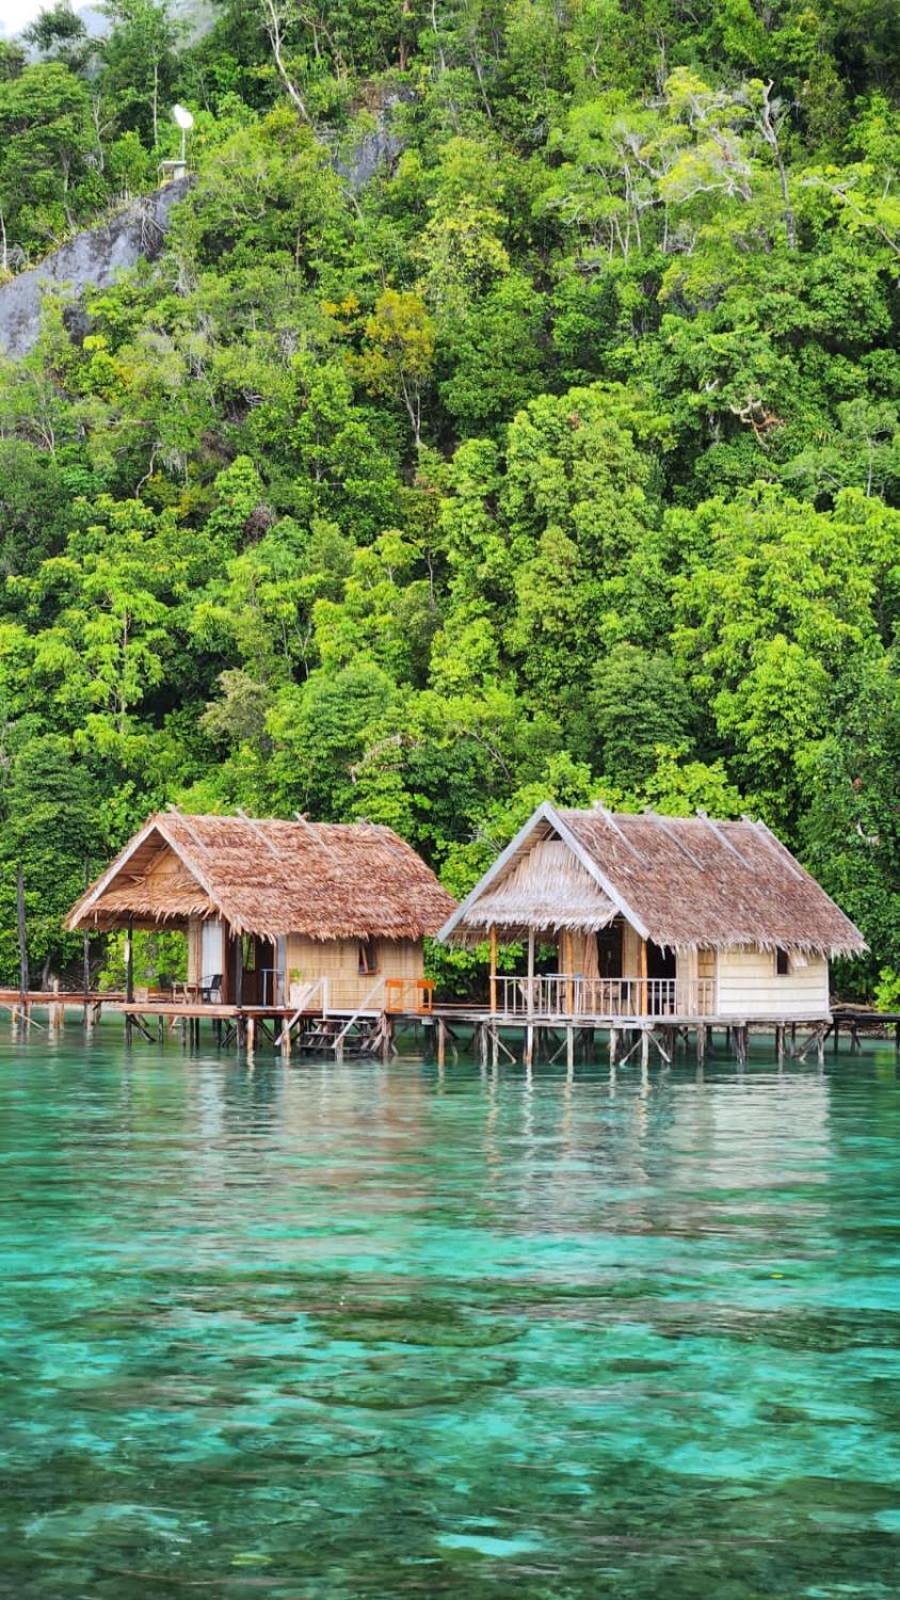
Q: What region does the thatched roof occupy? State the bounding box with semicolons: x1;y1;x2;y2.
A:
439;803;866;957
67;811;456;942
460;839;618;933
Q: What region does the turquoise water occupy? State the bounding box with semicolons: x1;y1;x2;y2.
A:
0;1031;898;1598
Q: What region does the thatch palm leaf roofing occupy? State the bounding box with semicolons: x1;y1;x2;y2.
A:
439;803;866;957
67;812;456;941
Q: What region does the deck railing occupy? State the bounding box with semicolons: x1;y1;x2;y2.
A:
495;975;715;1019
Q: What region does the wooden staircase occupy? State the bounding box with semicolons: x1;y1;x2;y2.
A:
296;1014;385;1057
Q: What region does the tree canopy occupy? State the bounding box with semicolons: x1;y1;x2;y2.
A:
0;0;897;993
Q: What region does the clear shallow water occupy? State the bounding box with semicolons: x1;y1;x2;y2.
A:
0;1032;898;1598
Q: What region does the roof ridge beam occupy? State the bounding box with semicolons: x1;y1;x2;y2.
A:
236;807;284;860
643;807;706;869
357;818;411;863
293;811;337;856
696;809;753;867
166;804;210;856
745;816;806;881
592;803;642;859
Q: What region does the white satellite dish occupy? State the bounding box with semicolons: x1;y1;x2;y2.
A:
172;104;194;162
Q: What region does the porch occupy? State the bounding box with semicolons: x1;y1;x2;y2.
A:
489;973;716;1021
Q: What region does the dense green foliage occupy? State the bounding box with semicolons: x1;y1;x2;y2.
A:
0;0;897;992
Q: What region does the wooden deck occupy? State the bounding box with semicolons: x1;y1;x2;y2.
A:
3;987;897;1067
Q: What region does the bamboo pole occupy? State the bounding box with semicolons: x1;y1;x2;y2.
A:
16;863;27;1020
234;933;244;1049
125;912;134;1044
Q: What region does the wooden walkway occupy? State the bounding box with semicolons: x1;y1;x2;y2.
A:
3;988;897;1068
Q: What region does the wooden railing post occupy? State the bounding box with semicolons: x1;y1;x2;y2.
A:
489;924;498;1014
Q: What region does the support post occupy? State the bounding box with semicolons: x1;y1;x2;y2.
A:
640;1028;649;1071
82;862;92;1031
524;1024;534;1070
566;1025;574;1073
234;934;244;1050
696;1023;706;1067
16;862;28;1024
563;930;574;1016
526;926;535;1016
437;1018;446;1069
125;912;134;1045
489;924;498;1015
776;1025;784;1067
609;1026;618;1066
234;934;243;1010
639;936;648;1015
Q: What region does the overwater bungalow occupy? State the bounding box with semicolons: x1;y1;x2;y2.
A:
67;809;455;1047
438;802;865;1063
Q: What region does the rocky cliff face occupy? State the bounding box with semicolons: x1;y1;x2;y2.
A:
0;176;193;359
0;93;410;361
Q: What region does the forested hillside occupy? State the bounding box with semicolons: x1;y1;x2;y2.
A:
0;0;897;995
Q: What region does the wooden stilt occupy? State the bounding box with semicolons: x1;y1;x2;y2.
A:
246;1016;255;1056
524;1025;534;1069
566;1025;574;1073
125;912;134;1045
696;1023;706;1067
776;1025;784;1067
234;936;243;1013
609;1026;618;1067
82;865;92;1031
16;862;28;1029
437;1018;446;1069
640;1029;649;1071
